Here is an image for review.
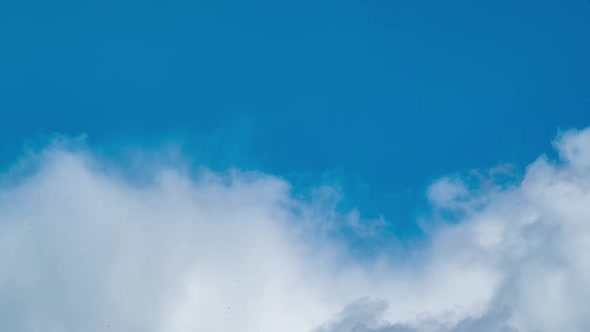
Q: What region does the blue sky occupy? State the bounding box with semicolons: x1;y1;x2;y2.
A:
2;0;589;236
2;2;590;330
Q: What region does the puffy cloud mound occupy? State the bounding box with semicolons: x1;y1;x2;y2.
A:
2;127;590;332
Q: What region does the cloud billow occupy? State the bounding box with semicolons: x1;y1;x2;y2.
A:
2;127;590;331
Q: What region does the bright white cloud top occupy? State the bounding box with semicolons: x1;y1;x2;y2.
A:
2;127;590;331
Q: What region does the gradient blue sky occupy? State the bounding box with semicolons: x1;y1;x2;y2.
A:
1;0;589;237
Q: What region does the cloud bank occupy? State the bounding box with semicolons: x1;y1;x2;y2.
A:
2;127;590;331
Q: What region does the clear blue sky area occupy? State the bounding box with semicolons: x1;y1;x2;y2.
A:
1;0;589;239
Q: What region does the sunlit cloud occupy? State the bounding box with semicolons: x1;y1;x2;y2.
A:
2;127;590;331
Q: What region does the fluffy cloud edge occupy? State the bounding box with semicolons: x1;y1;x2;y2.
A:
1;127;590;331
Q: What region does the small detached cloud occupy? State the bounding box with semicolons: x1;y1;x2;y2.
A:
2;126;590;331
426;177;470;210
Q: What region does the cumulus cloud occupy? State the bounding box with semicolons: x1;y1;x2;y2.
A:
2;126;590;331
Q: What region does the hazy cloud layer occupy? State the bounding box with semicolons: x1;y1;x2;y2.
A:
2;127;590;331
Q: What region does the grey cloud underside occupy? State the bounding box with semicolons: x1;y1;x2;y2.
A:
316;298;518;332
2;127;590;331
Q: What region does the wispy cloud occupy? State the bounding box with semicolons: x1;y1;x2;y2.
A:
2;127;590;331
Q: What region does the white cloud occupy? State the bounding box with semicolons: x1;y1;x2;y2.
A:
426;177;469;209
2;126;590;331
